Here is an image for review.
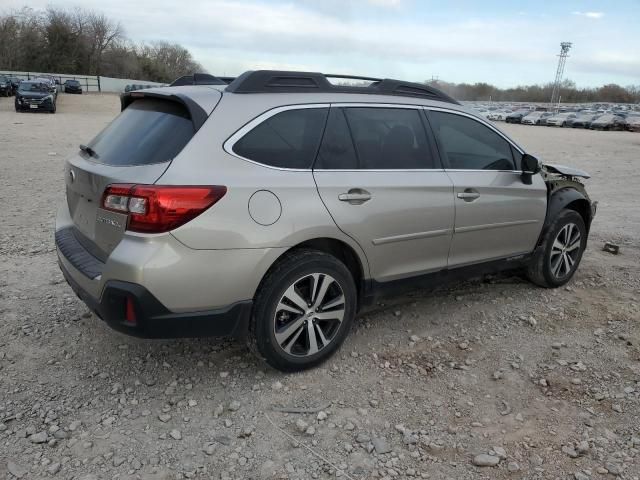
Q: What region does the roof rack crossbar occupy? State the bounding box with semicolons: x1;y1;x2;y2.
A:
225;70;459;105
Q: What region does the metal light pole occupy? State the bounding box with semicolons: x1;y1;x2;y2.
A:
550;42;572;105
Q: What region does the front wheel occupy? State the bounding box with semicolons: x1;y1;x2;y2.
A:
248;249;357;372
526;210;586;288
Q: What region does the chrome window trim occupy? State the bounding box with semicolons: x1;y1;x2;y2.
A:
424;106;527;158
224;102;449;172
223;103;330;172
329;102;424;109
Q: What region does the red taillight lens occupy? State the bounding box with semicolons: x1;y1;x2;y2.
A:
101;184;227;233
125;296;137;325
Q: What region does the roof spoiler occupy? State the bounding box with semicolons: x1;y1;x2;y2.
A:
120;91;209;131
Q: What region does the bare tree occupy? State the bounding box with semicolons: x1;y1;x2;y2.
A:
86;12;123;75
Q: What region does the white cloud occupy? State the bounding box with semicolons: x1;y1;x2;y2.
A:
367;0;403;7
572;11;604;19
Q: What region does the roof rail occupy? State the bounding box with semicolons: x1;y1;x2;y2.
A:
170;73;227;87
225;70;459;105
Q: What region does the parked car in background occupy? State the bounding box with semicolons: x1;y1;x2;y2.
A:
9;76;21;92
33;76;58;98
0;75;14;96
64;79;83;94
15;81;57;113
590;114;625;131
472;108;491;119
537;112;554;126
505;109;530;124
622;114;640;132
124;84;158;92
626;116;640;132
521;112;543;125
487;110;510;121
522;111;553;125
569;114;599;129
546;112;577;127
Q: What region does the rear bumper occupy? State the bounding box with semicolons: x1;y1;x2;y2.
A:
58;252;252;339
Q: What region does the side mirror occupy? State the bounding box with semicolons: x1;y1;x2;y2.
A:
521;154;541;185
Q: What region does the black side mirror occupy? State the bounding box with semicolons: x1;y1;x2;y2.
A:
521;154;541;185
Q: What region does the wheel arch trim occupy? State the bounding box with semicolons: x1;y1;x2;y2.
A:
537;187;593;248
254;236;371;310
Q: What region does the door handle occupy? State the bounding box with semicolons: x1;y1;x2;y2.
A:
339;189;371;204
457;189;480;201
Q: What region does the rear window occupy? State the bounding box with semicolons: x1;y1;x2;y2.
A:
86;99;194;166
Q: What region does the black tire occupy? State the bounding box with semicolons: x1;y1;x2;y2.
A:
526;209;586;288
248;249;357;372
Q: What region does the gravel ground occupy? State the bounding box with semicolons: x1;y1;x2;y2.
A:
0;94;638;480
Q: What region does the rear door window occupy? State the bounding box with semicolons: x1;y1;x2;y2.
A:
233;108;328;169
86;99;194;166
343;107;435;169
315;107;436;170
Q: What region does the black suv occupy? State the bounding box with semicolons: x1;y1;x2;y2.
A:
0;75;14;96
64;79;83;94
15;81;57;113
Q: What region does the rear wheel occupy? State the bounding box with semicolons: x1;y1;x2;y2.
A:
248;249;357;372
526;210;586;288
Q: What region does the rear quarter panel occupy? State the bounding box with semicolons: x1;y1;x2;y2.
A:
157;94;371;276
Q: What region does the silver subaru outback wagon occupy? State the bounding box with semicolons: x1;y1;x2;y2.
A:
55;70;596;371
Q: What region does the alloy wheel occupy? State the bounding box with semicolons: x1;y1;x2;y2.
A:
550;223;582;279
273;273;345;357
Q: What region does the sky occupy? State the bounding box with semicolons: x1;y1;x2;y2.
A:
5;0;640;88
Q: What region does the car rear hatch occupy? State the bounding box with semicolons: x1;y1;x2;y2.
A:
64;88;220;260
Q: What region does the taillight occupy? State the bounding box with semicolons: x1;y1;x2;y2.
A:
101;184;227;233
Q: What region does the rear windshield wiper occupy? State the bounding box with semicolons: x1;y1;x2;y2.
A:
79;144;98;158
